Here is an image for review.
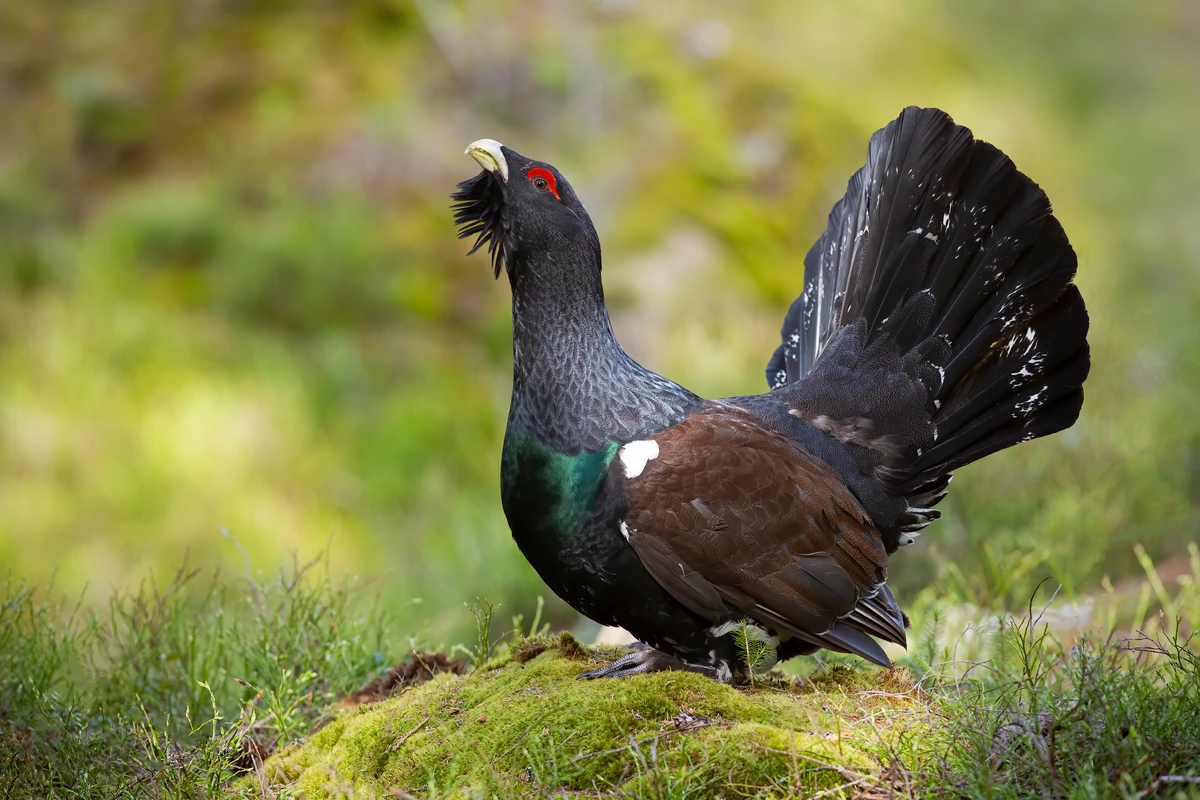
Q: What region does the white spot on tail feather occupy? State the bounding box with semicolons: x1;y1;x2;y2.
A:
619;521;631;541
1015;387;1048;416
619;440;660;478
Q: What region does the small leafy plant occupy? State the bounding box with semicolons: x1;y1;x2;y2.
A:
731;619;774;686
455;597;500;671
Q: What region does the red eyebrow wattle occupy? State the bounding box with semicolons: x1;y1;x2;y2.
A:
527;168;560;199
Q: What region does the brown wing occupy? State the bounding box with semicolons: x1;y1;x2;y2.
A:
620;406;901;665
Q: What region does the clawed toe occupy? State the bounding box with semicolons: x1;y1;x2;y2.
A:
573;647;667;681
577;646;727;682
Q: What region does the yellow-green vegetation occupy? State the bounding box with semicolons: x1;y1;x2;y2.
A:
4;559;1197;799
1;0;1198;646
2;2;1199;795
262;635;927;797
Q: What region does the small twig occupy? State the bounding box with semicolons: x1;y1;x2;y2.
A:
858;689;921;700
805;776;871;800
390;714;431;752
1136;775;1200;799
567;719;729;765
493;726;533;765
755;743;882;775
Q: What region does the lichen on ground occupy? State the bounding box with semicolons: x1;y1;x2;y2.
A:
255;633;933;798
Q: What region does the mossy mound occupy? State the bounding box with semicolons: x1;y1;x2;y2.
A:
258;635;934;798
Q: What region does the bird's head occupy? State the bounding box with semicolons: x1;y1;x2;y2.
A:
452;139;599;279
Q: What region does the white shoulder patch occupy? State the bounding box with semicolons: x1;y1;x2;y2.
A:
619;440;660;479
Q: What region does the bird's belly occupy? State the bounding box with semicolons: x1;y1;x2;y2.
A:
499;436;627;622
506;503;730;662
502;499;626;625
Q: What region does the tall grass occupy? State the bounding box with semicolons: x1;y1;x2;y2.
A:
0;556;390;798
902;595;1200;797
3;551;1197;798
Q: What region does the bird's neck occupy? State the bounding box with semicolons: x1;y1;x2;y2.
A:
506;246;699;452
509;244;621;385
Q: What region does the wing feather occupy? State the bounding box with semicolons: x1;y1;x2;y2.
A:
619;406;898;665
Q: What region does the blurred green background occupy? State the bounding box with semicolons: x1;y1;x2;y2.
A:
1;0;1197;643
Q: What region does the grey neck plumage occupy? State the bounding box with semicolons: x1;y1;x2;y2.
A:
506;247;701;452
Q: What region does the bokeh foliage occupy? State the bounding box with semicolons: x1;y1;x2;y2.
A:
1;0;1198;640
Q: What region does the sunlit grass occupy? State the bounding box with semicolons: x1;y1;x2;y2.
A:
0;556;391;798
2;553;1196;798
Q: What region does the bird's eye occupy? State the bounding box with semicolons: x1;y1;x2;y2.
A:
526;167;561;199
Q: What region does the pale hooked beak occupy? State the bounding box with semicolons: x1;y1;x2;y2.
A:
465;139;509;182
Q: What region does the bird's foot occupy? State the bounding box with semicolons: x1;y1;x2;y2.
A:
577;644;729;683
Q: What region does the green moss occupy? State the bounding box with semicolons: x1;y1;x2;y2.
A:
259;640;933;798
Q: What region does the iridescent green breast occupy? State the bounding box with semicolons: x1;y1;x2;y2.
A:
500;432;619;541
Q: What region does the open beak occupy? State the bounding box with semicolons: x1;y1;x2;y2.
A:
465;139;509;182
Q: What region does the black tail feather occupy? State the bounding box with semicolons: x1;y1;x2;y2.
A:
768;107;1089;537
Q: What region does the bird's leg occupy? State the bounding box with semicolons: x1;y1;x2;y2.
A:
577;643;730;683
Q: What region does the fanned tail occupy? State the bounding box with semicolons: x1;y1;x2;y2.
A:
768;107;1089;547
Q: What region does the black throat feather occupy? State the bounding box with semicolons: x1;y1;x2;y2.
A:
451;170;513;278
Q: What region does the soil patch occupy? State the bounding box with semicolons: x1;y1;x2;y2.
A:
339;652;467;709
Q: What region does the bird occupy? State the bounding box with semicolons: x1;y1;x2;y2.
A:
451;107;1089;683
